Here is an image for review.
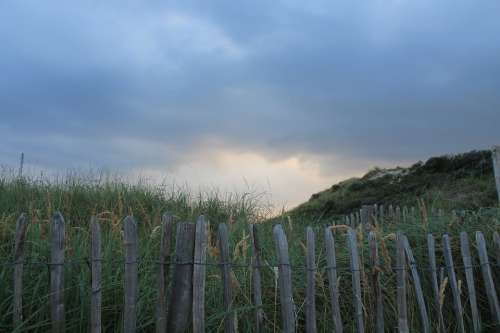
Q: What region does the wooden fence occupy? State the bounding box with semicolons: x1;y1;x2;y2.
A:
6;207;500;332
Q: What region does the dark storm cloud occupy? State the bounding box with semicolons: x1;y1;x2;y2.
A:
1;0;500;173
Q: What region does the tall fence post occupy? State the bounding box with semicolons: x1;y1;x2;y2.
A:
13;213;28;328
396;231;408;333
193;216;208;333
167;223;195;332
347;227;364;333
492;146;500;204
273;224;295;333
368;231;384;333
218;223;236;333
305;227;317;333
427;234;445;332
459;232;480;333
123;216;138;333
475;231;500;326
50;212;65;333
324;227;343;332
156;213;174;333
250;224;264;332
90;217;102;333
442;234;465;333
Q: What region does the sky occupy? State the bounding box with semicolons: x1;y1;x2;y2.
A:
1;1;500;209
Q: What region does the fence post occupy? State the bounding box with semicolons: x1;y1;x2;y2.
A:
250;224;264;332
402;235;429;333
218;223;236;333
167;223;195;332
347;227;364;333
442;234;465;333
459;232;480;333
90;217;102;333
50;212;65;333
193;216;208;333
123;216;138;333
368;231;384;333
396;231;408;333
305;227;317;333
324;227;343;333
156;213;174;333
273;224;295;333
475;231;500;326
427;234;445;332
492;146;500;204
13;213;28;328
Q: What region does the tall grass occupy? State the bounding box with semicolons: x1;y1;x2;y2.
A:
0;172;499;332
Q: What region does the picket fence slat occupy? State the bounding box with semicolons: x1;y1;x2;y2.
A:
475;231;500;326
250;224;264;332
50;212;65;333
402;235;429;333
325;227;343;333
218;223;236;333
167;223;195;332
90;217;102;333
459;232;480;333
494;231;500;266
368;231;384;333
273;224;295;333
305;227;317;333
13;213;28;328
347;227;364;333
396;231;408;333
442;234;465;333
156;213;174;333
193;215;208;333
427;234;445;332
123;216;138;333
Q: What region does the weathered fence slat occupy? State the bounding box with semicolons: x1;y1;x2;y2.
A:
494;231;500;266
123;216;138;333
475;231;500;326
442;234;465;333
273;224;295;333
90;217;102;333
13;213;28;328
324;227;343;333
347;227;364;333
368;231;384;333
218;223;236;333
167;223;195;332
50;212;65;333
193;215;208;333
305;227;317;333
427;234;445;332
459;232;480;333
156;213;174;333
250;224;264;332
492;145;500;203
402;235;430;333
396;231;409;333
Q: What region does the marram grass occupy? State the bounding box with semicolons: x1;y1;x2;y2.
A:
0;173;499;332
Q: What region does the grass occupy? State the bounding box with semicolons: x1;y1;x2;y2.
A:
0;171;499;332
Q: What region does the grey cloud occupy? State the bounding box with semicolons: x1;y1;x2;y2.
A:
1;0;500;175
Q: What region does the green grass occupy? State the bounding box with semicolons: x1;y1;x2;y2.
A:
0;171;499;332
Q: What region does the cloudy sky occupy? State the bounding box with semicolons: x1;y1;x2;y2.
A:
1;1;500;209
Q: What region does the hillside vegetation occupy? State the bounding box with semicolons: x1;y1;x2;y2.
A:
289;150;497;222
0;150;499;332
